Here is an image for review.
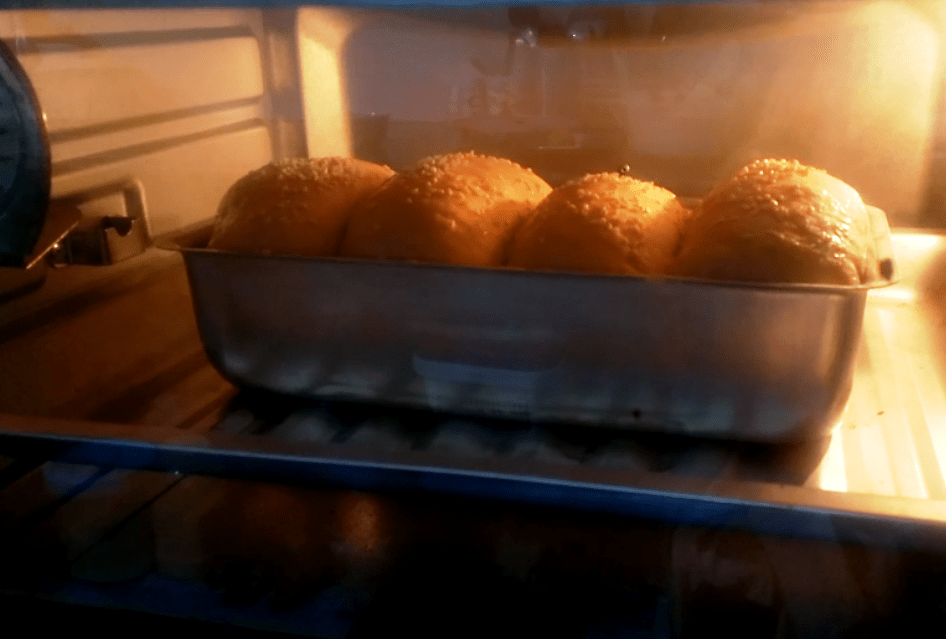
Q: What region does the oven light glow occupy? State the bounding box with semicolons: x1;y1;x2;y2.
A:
814;422;848;493
869;287;917;304
885;233;946;289
891;233;946;254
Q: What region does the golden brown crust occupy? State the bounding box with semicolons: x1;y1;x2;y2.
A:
506;172;690;276
208;157;394;257
674;159;873;285
338;152;552;267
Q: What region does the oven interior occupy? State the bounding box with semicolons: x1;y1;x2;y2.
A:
2;2;946;636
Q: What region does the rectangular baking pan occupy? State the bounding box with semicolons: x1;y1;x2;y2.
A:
158;206;896;443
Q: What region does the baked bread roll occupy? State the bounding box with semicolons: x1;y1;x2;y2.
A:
208;157;394;257
675;159;875;285
506;172;690;275
339;152;552;267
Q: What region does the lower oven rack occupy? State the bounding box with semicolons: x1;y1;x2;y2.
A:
1;380;945;552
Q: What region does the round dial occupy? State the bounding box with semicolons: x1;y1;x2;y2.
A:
0;38;51;266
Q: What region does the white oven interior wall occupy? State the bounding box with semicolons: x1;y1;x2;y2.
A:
0;8;302;238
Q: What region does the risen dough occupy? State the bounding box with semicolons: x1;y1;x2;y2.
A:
209;157;394;257
339;152;552;267
674;159;875;285
507;172;689;275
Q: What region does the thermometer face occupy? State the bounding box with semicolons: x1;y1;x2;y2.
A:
0;39;50;266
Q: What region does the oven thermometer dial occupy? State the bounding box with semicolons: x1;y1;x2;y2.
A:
0;38;51;267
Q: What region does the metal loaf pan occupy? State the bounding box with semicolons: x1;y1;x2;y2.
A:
160;206;897;443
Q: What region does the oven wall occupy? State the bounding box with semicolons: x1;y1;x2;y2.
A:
0;8;295;238
2;3;944;235
300;3;943;226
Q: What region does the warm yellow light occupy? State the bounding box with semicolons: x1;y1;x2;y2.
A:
298;8;356;157
814;421;848;493
869;287;917;304
891;232;946;254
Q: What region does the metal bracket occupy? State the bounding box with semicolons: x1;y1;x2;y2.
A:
49;178;152;267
